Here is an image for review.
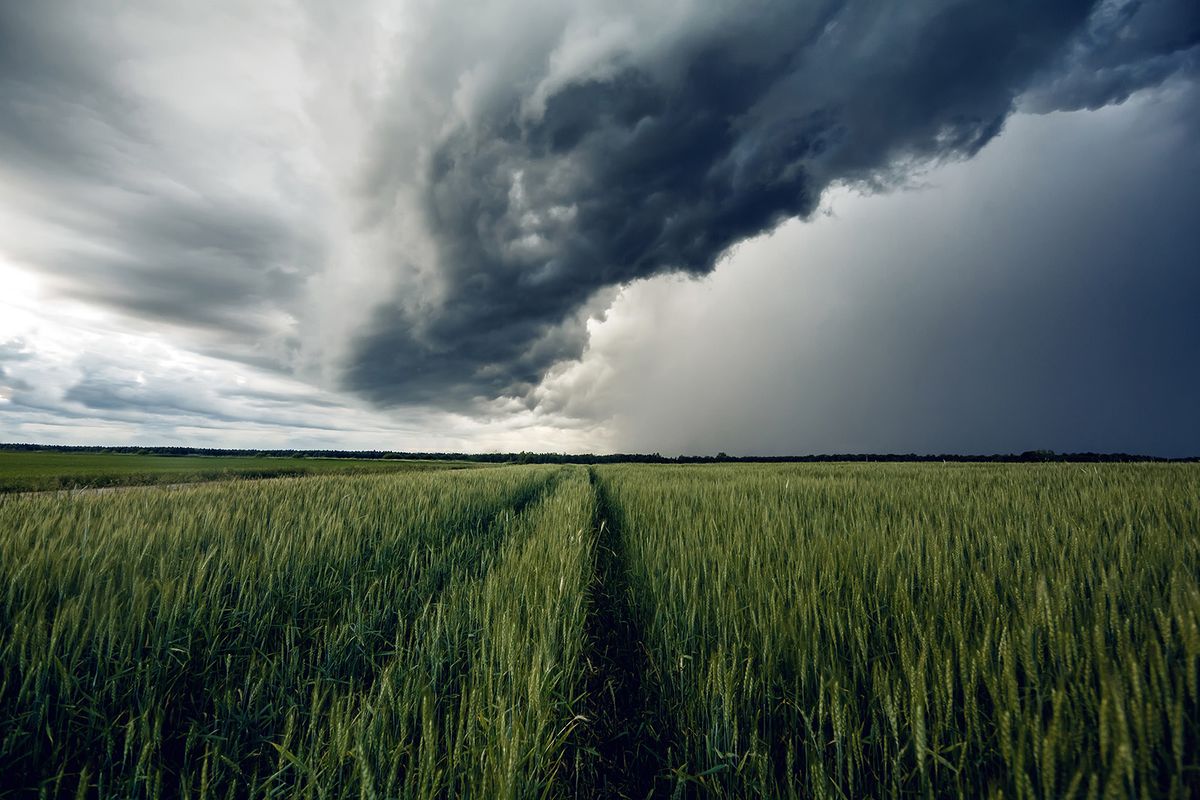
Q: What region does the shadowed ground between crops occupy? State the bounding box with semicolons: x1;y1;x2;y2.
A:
574;468;671;799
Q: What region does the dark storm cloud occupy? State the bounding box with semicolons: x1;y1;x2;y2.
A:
0;3;318;340
347;0;1194;406
596;89;1200;456
1023;0;1200;111
4;1;1195;423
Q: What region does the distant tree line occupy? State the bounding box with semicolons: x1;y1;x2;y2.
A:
1;443;1195;463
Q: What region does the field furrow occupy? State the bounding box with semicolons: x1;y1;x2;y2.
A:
572;468;667;798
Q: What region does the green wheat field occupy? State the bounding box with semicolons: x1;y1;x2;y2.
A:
0;461;1197;797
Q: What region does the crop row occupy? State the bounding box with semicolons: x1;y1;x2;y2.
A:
600;463;1200;797
1;466;592;798
1;463;1197;798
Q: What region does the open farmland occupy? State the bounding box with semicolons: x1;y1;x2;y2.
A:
0;463;1197;798
0;451;476;494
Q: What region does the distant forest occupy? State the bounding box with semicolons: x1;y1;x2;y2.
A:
1;443;1195;464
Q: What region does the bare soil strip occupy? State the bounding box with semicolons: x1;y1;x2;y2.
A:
576;468;669;799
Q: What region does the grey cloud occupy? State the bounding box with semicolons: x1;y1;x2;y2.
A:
58;369;312;429
3;0;1195;432
50;200;316;337
0;339;588;452
1022;0;1200;112
346;0;1193;406
0;339;33;363
223;386;344;410
584;89;1200;456
0;2;319;346
0;340;33;395
0;372;31;396
63;373;216;419
0;4;139;182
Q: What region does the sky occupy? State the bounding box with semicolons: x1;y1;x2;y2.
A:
0;0;1197;456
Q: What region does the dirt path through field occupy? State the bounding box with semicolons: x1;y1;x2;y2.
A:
576;468;668;798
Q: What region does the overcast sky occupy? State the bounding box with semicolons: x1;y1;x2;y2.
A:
1;0;1197;455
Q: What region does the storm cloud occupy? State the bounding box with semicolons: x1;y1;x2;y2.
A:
346;0;1197;404
552;87;1200;456
0;1;1197;454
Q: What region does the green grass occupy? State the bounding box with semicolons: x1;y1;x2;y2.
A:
0;450;478;493
0;466;592;797
597;463;1200;797
0;463;1197;798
